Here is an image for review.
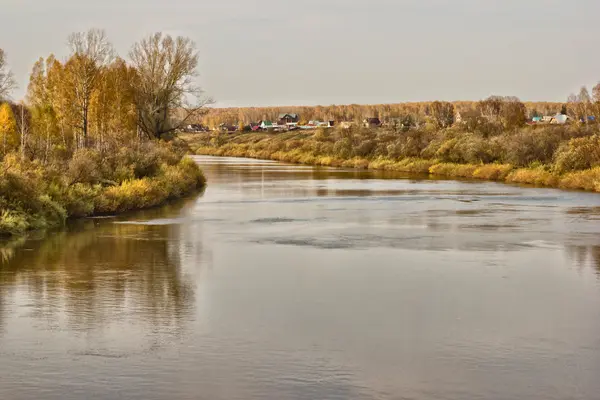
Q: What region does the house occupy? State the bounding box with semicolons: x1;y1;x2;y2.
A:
260;120;274;130
339;121;356;129
218;123;237;133
183;124;208;133
579;116;597;123
278;113;300;124
550;114;569;124
363;118;381;128
531;116;542;123
541;116;554;123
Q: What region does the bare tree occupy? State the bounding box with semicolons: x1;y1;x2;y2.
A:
66;29;114;147
129;32;211;139
430;101;455;129
0;49;16;101
477;95;525;129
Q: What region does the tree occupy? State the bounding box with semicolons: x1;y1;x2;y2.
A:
13;103;30;160
567;87;593;122
65;29;114;147
500;99;526;129
477;96;504;123
477;95;525;129
129;32;210;139
578;86;591;103
593;82;600;104
429;101;455;129
88;58;137;148
0;49;16;101
27;56;62;161
0;102;18;155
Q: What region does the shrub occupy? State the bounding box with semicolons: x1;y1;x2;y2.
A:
559;168;600;192
67;148;101;185
472;164;513;180
429;163;478;178
503;128;562;166
333;137;353;159
505;167;559;187
554;136;600;173
0;210;29;236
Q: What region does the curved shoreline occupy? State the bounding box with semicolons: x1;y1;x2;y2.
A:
192;143;600;194
0;157;206;239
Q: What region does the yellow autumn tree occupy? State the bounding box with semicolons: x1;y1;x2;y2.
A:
0;102;18;155
27;56;62;161
89;57;137;148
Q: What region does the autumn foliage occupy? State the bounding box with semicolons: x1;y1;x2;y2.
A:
0;31;206;237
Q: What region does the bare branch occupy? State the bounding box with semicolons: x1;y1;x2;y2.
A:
0;49;17;101
129;32;209;139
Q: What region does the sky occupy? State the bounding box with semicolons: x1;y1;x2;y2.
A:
1;0;599;106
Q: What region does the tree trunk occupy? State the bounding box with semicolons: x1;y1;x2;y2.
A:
82;104;88;148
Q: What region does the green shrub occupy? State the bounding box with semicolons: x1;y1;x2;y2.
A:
0;210;29;236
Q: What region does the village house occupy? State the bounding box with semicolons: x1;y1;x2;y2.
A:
183;124;208;133
363;118;382;128
278;113;300;124
307;120;334;128
218;123;237;133
260;120;274;130
541;115;554;123
550;114;569;124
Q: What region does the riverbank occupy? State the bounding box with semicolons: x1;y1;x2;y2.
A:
0;141;206;238
182;128;600;193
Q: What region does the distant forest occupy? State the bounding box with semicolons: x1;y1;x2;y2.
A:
191;84;600;129
193;101;566;128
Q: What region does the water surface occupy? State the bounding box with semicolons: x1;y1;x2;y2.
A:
2;156;600;400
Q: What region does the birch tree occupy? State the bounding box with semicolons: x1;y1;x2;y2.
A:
430;101;455;128
65;29;114;147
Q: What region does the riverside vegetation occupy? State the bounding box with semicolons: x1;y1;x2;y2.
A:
189;87;600;193
187;110;600;193
0;30;207;237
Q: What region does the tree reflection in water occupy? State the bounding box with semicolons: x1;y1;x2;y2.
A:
565;244;600;277
0;205;201;346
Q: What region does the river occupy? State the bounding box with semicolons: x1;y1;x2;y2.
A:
1;155;600;400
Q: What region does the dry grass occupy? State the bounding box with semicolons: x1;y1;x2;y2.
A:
505;168;560;187
559;168;600;192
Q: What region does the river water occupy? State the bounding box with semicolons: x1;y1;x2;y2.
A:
2;156;600;400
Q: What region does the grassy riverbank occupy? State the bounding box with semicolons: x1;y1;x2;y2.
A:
0;140;205;237
183;125;600;192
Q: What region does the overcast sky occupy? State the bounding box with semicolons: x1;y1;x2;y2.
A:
1;0;599;106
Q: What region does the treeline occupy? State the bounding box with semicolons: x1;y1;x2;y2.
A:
196;83;600;129
0;30;206;237
196;101;568;129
